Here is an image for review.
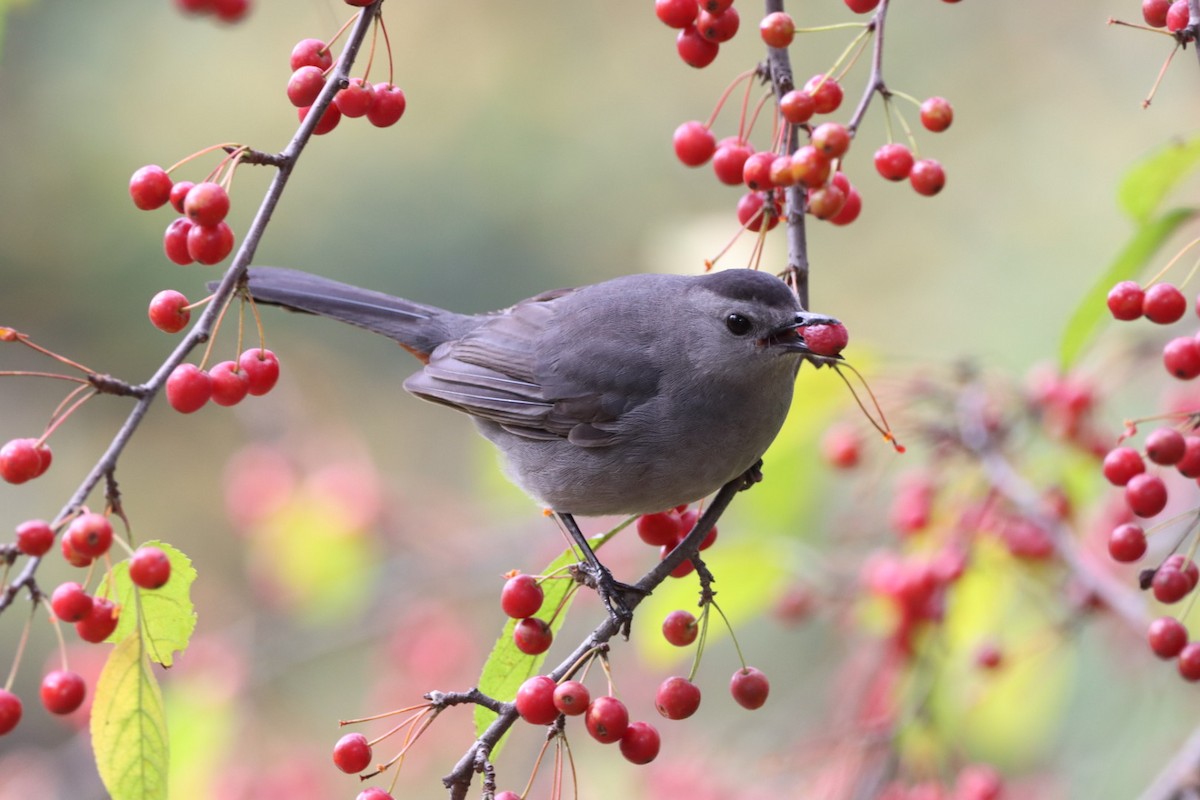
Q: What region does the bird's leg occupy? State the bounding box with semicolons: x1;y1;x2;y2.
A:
556;512;645;637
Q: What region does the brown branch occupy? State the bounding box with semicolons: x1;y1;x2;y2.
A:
0;1;384;615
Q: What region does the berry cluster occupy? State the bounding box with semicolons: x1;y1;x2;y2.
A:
1142;0;1194;32
654;0;743;69
288;37;407;135
165;347;280;414
635;504;717;578
0;437;52;485
667;3;955;249
0;511;174;736
173;0;250;23
130;165;237;266
500;572;554;655
1106;280;1200;379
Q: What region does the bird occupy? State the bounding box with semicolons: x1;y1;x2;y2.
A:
236;266;840;626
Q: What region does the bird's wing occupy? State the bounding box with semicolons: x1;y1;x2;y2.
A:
402;288;659;447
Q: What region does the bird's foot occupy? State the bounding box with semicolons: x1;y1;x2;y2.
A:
572;562;647;638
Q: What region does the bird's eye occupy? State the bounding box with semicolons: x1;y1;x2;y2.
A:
725;313;752;336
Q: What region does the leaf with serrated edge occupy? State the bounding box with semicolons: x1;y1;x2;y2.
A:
100;540;197;667
1119;137;1200;224
91;632;169;800
1059;208;1196;371
473;522;628;744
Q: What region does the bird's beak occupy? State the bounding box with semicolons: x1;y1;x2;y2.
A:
763;311;841;353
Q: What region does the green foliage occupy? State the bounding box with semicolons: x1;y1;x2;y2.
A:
473;522;627;742
100;540;197;667
1059;136;1200;370
90;633;170;800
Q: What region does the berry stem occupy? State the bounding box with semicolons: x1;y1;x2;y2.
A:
38;386;97;446
709;599;750;670
1146;235;1200;288
3;603;35;692
7;331;96;375
377;12;395;87
685;604;711;683
341;700;435;726
830;362;905;453
165;142;243;175
0;370;91;384
703;69;757;131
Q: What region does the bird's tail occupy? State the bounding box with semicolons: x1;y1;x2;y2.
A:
239;267;475;359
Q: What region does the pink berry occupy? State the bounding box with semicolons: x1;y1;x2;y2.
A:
919;96;954;132
148;289;191;334
335;78;375;118
66;512;113;559
40;670;86;715
1143;283;1187;324
129;165;173;210
163;218;195;265
1167;0;1190;32
673;121;716;167
366;84;406;128
676;25;719;68
697;6;739;42
655;0;697;28
759;11;795;48
130;546;172;589
75;597;119;643
208;361;250;407
874;143;914;181
584;695;629;743
186;221;235;265
299;103;342;136
803;74;843;114
1163;336;1200;379
779;90;815;124
910;159;946;196
0;689;22;735
290;38;332;71
16;519;54;557
1144;0;1172;27
50;582;93;623
513;617;553;655
637;511;682;546
166;363;213;414
730;666;770;709
238;348;281;395
1102;446;1145;486
552;680;590;716
1106;280;1144;320
655;676;702;720
661;609;699;646
1148;615;1188;658
501;574;544;618
332;732;373;774
287;66;325;108
183;182;231;227
1108;523;1147;563
802;323;849;356
618;721;661;765
1147;427;1186;465
1125;473;1168;517
515;675;558;725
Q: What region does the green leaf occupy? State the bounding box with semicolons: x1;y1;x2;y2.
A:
100;541;197;667
1058;207;1196;370
90;633;169;800
473;523;627;743
1119;137;1200;224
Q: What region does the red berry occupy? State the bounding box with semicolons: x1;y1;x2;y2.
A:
804;74;843;114
552;680;590;716
1178;436;1200;477
779;90;815;124
1163;336;1200;379
822;423;862;468
662;543;696;577
845;0;881;12
1149;615;1188;658
955;764;1004;800
335;78;375;118
769;155;798;188
1166;553;1200;589
148;289;191;334
655;0;697;28
874;143;915;181
169;181;195;214
1153;566;1192;603
40;670;86;715
163;218;195;265
730;666;770;710
287;66;325;108
919;96;954;132
807;183;847;220
909;159;946;196
1167;0;1190;32
742;151;777;191
208;361;250;407
1106;280;1144;320
662;609;699;646
584;695;629;743
712;139;754;185
16;519;54;557
1143;283;1187;324
802;323;849;356
735;192;780;233
655;676;702;720
356;789;394;800
129;165;173;210
61;535;93;568
1125;473;1168;517
515;675;558;725
975;642;1003;670
1102;447;1145;486
1108;523;1147;563
75;596;119;643
791;145;831;188
637;512;682;547
811;122;851;158
290;38;332;71
619;721;661;765
176;0;213;13
676;25;719;68
1143;0;1172;26
187;221;235;265
759;11;795;48
51;582;94;623
673;121;716;167
830;188;862;226
211;0;249;22
0;438;46;484
0;689;21;735
239;348;281;395
299;103;342;135
1179;641;1200;681
500;573;544;619
166;363;213;414
333;732;373;774
697;7;739;42
67;512;113;559
1147;428;1187;465
366;84;407;128
183;182;230;227
513;617;553;655
130;546;172;589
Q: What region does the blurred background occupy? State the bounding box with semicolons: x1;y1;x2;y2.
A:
0;1;1198;798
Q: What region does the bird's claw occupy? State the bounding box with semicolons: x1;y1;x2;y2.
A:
574;562;646;638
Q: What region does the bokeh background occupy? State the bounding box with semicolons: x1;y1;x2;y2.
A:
0;1;1198;798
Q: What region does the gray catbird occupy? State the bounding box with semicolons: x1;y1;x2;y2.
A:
238;266;839;623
